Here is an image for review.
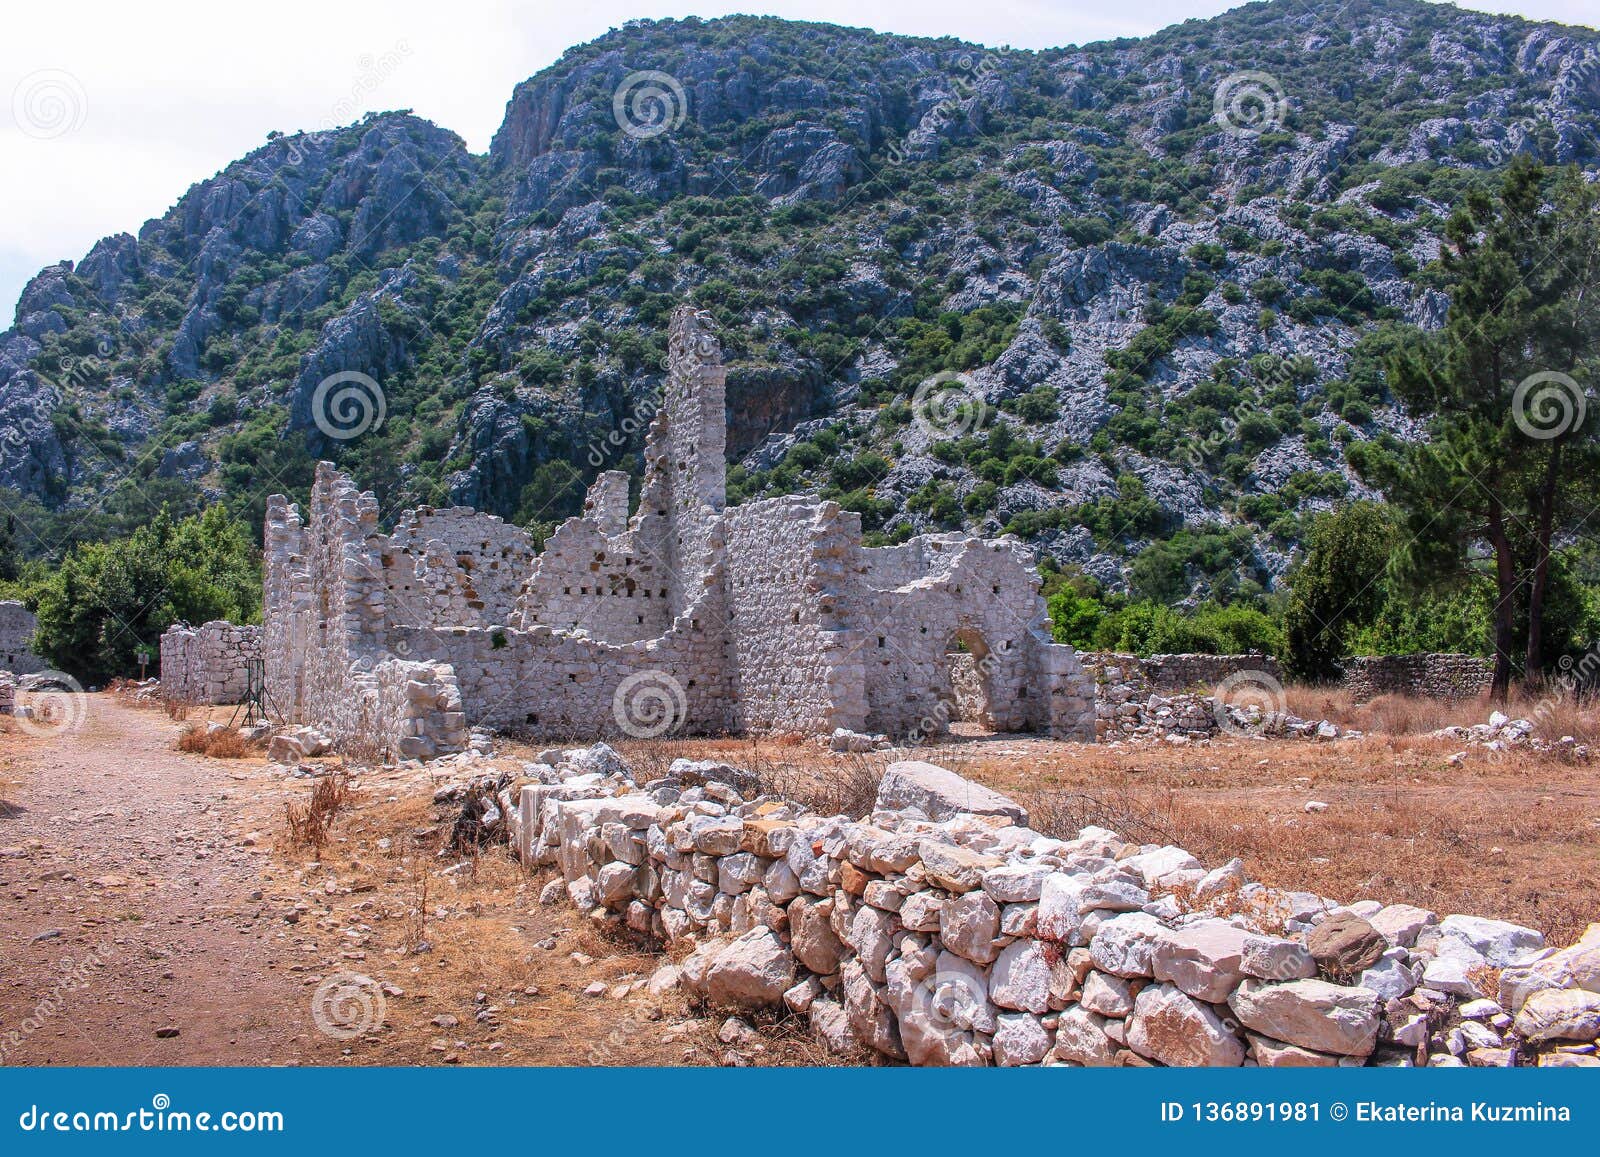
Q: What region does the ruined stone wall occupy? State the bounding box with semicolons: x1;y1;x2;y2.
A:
855;536;1067;736
511;749;1595;1069
1342;654;1494;703
1142;652;1282;692
388;595;736;738
260;304;1101;753
514;514;674;643
380;507;535;629
723;496;865;735
0;600;45;676
159;620;262;705
1080;652;1151;741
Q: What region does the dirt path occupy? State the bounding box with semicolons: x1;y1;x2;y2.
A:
0;697;775;1068
0;696;328;1065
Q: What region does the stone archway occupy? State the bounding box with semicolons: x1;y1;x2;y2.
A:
942;627;996;732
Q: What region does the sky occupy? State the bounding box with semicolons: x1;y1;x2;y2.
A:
3;0;1597;321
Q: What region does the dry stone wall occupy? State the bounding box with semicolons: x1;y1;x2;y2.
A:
506;747;1599;1068
1142;653;1282;692
158;620;262;705
0;600;45;676
1343;654;1493;703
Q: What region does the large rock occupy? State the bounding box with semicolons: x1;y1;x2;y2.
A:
1438;914;1545;967
990;939;1053;1014
1126;982;1246;1067
1088;912;1168;978
1307;912;1387;975
1051;1005;1117;1066
790;896;845;975
1151;920;1249;1002
1512;988;1600;1043
939;891;1001;964
993;1012;1052;1066
1368;903;1436;948
876;761;1028;824
1228;978;1380;1056
917;840;1002;893
704;928;796;1010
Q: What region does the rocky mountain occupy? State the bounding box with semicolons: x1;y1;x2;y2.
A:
3;0;1598;600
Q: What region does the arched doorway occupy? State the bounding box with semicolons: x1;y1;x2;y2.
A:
942;627;996;732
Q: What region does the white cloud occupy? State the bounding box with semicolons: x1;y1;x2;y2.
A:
3;0;1596;319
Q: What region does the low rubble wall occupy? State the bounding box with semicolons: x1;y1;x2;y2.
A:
504;748;1598;1068
1342;654;1493;703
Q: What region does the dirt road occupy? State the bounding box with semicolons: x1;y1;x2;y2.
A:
0;696;744;1068
1;696;330;1064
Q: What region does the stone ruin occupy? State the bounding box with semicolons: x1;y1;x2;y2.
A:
0;600;46;676
496;743;1600;1068
262;306;1096;759
1342;653;1494;703
158;620;263;705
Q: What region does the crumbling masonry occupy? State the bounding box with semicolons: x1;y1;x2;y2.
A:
264;307;1095;758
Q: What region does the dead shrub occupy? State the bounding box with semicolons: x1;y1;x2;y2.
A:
759;752;885;819
1013;785;1175;846
175;723;251;758
285;773;355;850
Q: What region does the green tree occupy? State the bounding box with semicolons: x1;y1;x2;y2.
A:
31;506;261;684
1282;502;1393;680
1351;160;1600;697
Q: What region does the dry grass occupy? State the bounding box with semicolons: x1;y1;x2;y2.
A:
176;723;252;758
284;773;356;850
1283;683;1600;743
634;727;1600;947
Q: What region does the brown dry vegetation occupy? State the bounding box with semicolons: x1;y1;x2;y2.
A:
614;721;1600;948
265;768;835;1066
176;723;251;758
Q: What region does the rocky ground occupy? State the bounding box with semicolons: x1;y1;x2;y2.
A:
2;692;1596;1066
0;696;791;1066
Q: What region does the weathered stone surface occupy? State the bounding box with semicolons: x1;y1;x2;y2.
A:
990;939;1053;1014
789;896;845;975
1239;933;1317;981
703;928;797;1010
1152;920;1249;1002
1079;970;1136;1017
1245;1033;1341;1067
993;1012;1052;1066
1438;914;1546;967
1051;1005;1117;1066
1089;912;1168;978
1126;982;1246;1067
1368;903;1436;948
1228;979;1381;1056
918;841;1002;893
1307;912;1388;974
1512;988;1600;1043
939;891;1001;964
877;761;1029;824
982;862;1052;903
